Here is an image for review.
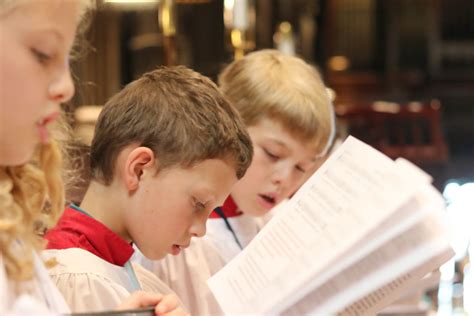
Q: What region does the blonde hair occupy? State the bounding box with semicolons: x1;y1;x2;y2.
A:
0;0;94;282
0;0;94;16
0;142;64;282
91;66;253;184
219;49;335;156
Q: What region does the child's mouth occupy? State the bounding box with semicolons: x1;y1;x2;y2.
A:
37;112;59;144
258;194;276;209
171;244;182;256
171;243;189;256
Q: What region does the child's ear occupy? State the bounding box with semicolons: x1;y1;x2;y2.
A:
124;147;155;191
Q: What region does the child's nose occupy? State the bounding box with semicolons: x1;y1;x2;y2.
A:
49;64;75;104
271;165;292;186
190;218;207;238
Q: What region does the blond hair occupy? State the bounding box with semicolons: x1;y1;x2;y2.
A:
0;142;64;282
0;0;94;17
90;66;253;184
0;0;94;282
0;0;94;60
219;49;335;156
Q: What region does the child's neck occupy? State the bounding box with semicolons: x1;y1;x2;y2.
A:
79;180;131;243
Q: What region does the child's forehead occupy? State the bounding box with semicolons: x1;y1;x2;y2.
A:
249;118;320;160
250;116;287;131
185;158;239;197
250;118;315;146
167;158;238;177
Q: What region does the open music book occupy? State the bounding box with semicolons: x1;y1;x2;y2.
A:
207;136;454;316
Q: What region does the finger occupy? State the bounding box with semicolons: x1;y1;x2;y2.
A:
117;291;163;310
155;294;180;314
159;307;188;316
132;292;163;308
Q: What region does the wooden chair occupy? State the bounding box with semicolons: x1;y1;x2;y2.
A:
336;99;449;164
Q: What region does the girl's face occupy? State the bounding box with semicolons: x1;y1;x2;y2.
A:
231;118;320;217
0;0;81;165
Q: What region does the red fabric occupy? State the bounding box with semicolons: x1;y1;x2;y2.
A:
209;196;242;218
45;206;134;266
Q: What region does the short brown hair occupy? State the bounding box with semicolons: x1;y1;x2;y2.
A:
219;49;335;156
90;66;253;184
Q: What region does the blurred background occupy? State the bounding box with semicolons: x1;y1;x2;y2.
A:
68;0;473;314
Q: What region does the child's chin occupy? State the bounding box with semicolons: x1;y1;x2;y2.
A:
247;207;270;217
143;249;166;260
6;147;34;166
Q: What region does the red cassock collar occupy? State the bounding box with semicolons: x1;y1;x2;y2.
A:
209;195;243;218
45;206;134;266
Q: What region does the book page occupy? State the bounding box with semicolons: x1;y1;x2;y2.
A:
298;183;443;297
207;137;430;315
377;271;441;314
386;270;442;306
338;249;453;316
281;209;453;315
277;184;447;314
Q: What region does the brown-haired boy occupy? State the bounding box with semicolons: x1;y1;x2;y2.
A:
43;66;253;313
137;49;336;315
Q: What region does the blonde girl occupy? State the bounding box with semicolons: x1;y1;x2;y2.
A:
0;1;183;314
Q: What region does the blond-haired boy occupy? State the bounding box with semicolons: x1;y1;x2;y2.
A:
136;50;335;314
43;66;253;313
208;49;334;257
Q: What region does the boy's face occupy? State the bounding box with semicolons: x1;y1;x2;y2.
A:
126;159;238;260
231;118;320;217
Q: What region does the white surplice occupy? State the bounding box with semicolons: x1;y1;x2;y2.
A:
133;214;262;315
42;248;187;313
133;201;290;315
0;252;70;316
134;237;226;316
205;214;261;262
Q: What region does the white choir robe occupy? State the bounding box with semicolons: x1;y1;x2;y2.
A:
206;199;290;262
134;237;226;315
133;214;263;315
42;248;188;314
133;199;293;315
0;252;70;316
205;214;261;262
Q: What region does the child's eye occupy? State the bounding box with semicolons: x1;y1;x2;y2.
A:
295;165;306;173
195;201;206;212
31;48;51;65
263;148;280;161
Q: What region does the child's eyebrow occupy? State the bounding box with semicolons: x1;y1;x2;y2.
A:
31;29;64;42
266;138;289;149
196;189;217;207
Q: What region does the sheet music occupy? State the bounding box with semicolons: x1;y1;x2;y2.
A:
282;209;451;315
337;249;453;316
207;137;431;315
